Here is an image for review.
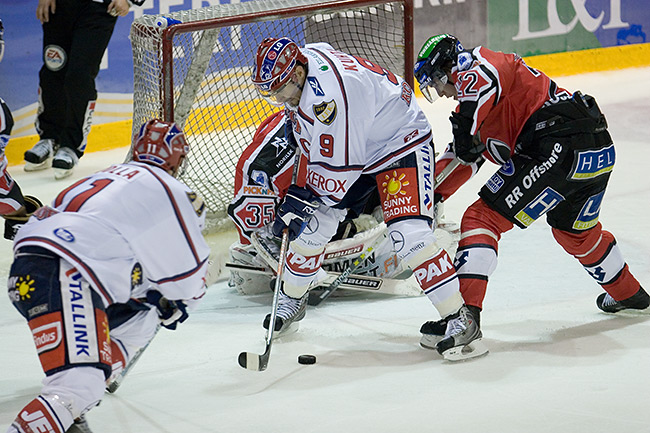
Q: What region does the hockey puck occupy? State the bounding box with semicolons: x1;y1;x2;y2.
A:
298;354;316;365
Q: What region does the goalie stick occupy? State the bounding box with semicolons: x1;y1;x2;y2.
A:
225;261;422;297
106;324;161;393
308;231;388;306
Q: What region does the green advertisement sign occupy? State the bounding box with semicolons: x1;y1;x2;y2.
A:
488;0;648;56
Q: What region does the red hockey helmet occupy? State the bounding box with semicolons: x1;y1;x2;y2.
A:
132;119;189;176
251;37;307;105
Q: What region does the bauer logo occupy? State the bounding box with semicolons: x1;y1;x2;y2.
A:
570;144;615;180
313;100;337;125
44;45;66;71
325;246;363;260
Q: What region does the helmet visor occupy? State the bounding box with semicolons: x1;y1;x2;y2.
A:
256;79;301;108
419;70;448;104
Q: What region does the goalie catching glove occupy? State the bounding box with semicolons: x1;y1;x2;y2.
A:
146;290;189;330
3;195;42;240
272;184;321;242
450;111;485;165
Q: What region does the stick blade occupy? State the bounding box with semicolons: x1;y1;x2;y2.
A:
238;351;267;371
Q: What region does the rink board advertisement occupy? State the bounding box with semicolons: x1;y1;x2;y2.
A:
487;0;650;55
0;0;649;136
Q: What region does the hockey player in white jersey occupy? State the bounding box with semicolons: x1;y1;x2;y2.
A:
250;37;485;361
6;120;210;433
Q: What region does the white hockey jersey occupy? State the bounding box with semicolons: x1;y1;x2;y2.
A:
14;162;210;306
288;42;432;207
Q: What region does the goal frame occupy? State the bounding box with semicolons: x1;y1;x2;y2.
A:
157;0;414;123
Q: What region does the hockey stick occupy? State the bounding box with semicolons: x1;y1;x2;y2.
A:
238;145;306;371
106;324;161;393
308;231;388;306
237;228;289;371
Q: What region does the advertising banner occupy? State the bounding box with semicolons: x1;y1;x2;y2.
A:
488;0;649;55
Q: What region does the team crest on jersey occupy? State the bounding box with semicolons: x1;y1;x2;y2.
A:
313;100;337;125
186;191;205;217
130;263;143;289
307;77;325;97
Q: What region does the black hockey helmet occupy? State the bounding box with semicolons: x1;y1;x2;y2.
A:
414;34;463;103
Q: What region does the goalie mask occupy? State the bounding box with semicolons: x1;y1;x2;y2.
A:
132;120;189;176
414;34;462;103
251;37;307;107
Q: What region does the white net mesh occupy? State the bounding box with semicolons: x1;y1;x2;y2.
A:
130;0;410;230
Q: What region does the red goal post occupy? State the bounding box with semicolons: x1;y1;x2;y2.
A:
130;0;414;229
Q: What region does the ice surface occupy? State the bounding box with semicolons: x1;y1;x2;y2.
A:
1;67;649;433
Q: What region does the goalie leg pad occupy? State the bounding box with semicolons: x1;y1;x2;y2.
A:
552;224;641;300
228;242;274;295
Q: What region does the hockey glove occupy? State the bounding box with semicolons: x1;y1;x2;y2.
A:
145;290;188;330
272;185;321;242
3;195;42;240
450;112;485;165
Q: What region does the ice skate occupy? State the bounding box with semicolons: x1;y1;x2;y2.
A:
24;138;55;171
419;318;448;349
596;287;649;313
436;305;488;361
65;415;93;433
52;147;79;179
263;288;308;336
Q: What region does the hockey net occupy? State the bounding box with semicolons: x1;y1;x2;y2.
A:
130;0;413;232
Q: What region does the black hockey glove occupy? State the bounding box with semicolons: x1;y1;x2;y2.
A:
3;195;42;240
146;290;188;330
450;112;485;165
272;185;321;242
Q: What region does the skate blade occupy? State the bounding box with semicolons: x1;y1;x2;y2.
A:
270;321;300;340
420;335;444;350
24;159;51;172
54;167;74;180
441;339;489;362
